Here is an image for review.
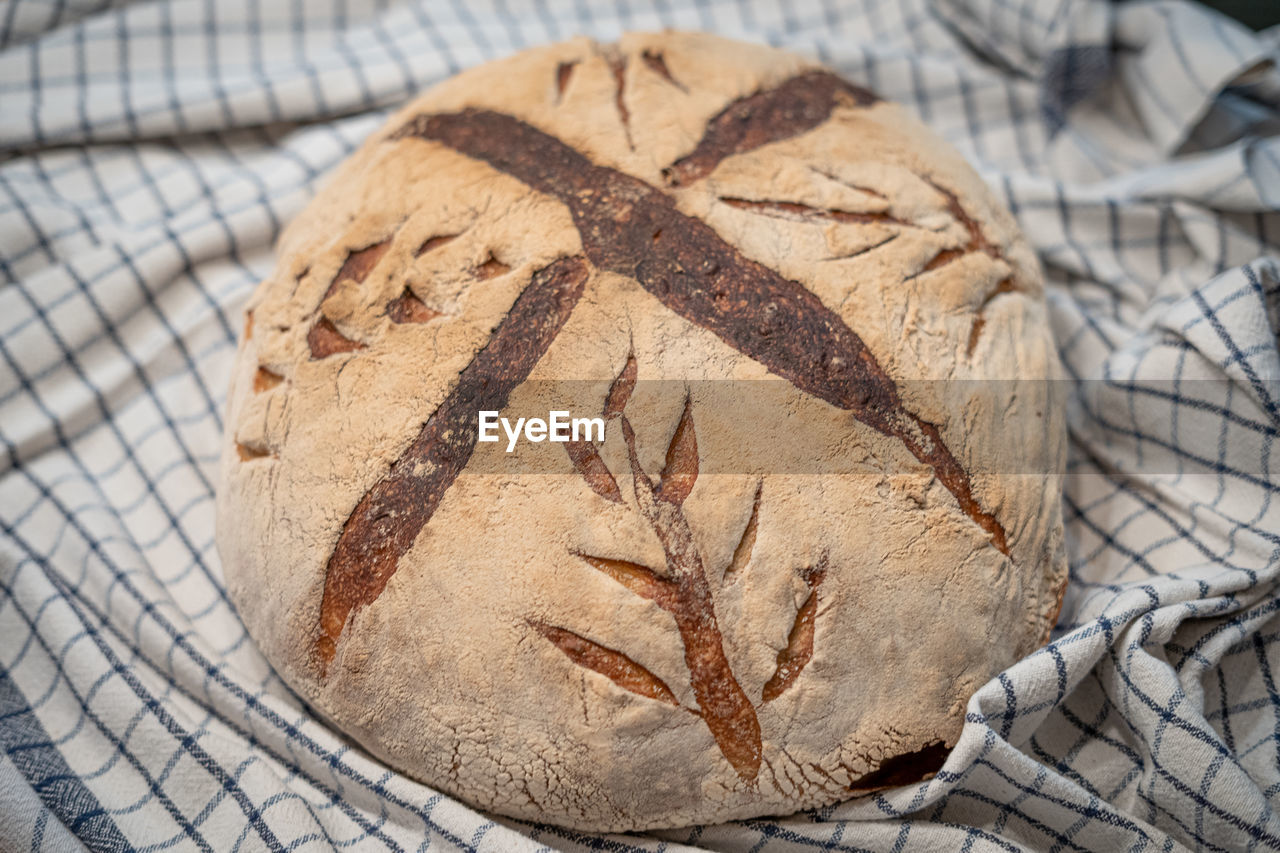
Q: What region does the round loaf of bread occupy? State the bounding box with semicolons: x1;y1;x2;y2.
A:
217;32;1067;831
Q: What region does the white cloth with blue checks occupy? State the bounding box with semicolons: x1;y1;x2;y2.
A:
1;0;1279;850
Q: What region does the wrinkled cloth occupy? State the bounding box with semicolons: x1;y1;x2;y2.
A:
2;0;1279;850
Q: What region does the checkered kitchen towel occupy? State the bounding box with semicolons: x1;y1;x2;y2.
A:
2;0;1278;850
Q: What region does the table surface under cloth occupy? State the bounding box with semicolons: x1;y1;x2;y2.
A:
1;1;1279;850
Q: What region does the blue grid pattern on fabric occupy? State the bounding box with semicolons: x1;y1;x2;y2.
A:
1;0;1278;850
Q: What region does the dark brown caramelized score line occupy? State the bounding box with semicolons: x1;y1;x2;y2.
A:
416;233;457;256
724;480;762;580
395;93;1008;556
561;355;762;780
662;70;877;187
655;395;697;505
564;439;622;502
236;442;271;461
826;234;899;262
253;367;283;392
641;49;686;92
392;233;459;322
563;350;635;502
914;178;1019;355
323;239;393;301
387;288;443;324
610;56;633;149
473;253;511;280
555;61;577;101
314;256;590;668
530;621;679;706
603;352;637;419
966;278;1018;356
718;196;921;230
726;182;1021;356
761;558;827;702
617;409;762;780
810;167;887;200
308;318;366;358
575;553;678;607
308;239;394;358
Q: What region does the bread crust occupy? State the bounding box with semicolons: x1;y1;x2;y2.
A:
216;32;1067;831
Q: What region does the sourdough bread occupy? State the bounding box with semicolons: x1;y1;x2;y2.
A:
216;32;1067;831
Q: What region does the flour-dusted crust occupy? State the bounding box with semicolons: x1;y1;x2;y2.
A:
216;32;1067;831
